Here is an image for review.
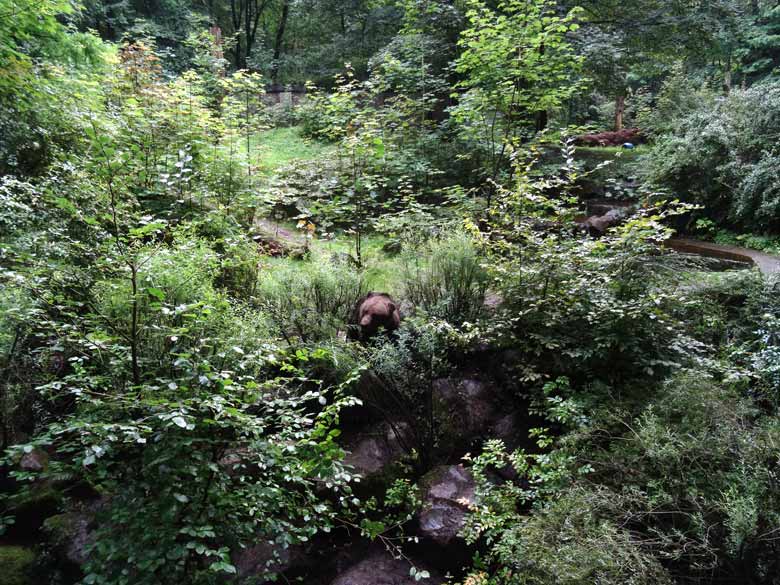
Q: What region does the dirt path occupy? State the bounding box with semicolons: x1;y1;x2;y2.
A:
665;238;780;276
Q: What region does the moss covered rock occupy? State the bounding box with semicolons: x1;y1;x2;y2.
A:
42;510;92;567
0;546;35;585
6;485;62;540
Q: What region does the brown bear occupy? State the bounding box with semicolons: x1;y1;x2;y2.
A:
348;292;401;341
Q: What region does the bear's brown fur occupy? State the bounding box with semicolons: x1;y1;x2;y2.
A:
349;292;401;341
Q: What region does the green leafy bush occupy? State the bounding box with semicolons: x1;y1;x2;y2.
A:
479;155;693;386
463;367;780;585
462;484;673;585
9;350;358;585
644;81;780;232
364;321;454;469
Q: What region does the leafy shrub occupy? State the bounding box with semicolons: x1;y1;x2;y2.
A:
463;367;780;585
644;81;780;232
8;349;358;585
0;546;36;585
90;240;224;360
485;202;693;386
713;230;780;255
0;285;42;448
672;268;764;348
580;371;780;581
461;484;673;585
363;321;454;469
182;214;263;298
266;100;301;128
298;74;363;142
401;232;488;326
635;65;717;138
255;258;368;343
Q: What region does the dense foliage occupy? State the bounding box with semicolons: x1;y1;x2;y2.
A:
645;81;780;232
4;0;780;584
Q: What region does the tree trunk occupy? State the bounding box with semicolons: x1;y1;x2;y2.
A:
245;0;251;68
234;39;244;69
535;109;548;132
271;0;290;83
723;54;732;94
230;0;245;69
535;43;547;132
614;94;625;131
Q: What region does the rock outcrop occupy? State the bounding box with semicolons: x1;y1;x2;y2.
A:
43;509;94;567
432;378;500;448
330;549;442;585
233;540;296;580
342;421;411;478
418;464;476;546
19;448;49;472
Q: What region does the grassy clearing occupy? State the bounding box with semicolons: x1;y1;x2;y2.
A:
311;234;402;293
256;225;403;294
251;126;401;292
253;126;333;174
575;145;646;181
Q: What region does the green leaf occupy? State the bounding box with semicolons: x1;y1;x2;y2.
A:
147;287;166;301
210;561;237;574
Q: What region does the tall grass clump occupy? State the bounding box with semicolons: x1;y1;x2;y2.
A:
401;232;488;326
255;259;368;343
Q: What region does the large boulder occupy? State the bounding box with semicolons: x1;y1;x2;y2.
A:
233;540;297;581
43;508;95;567
19;448;49;472
432;378;500;446
417;465;476;546
342;422;410;478
330;549;442;585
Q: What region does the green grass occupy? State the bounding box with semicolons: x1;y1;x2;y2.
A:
574;145;646;179
252;126;333;174
250;126;400;292
576;145;648;159
311;233;402;293
256;227;404;294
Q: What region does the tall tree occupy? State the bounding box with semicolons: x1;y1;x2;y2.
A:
452;0;583;196
270;0;290;83
567;0;743;129
737;1;780;83
228;0;270;69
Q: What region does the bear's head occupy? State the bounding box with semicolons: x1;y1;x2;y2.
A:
350;292;401;341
